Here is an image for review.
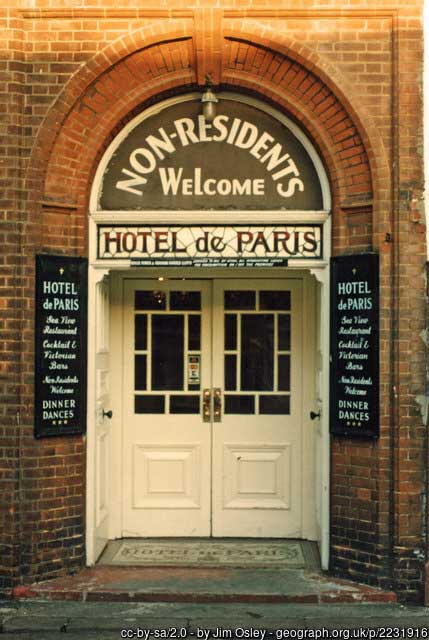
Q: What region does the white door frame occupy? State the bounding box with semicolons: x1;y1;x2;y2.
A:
86;91;332;567
86;260;330;568
211;277;313;538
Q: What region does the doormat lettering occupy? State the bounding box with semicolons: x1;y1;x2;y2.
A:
101;540;309;568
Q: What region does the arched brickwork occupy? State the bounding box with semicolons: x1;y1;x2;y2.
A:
28;20;194;171
20;21;396;594
222;22;389;190
30;26;388;218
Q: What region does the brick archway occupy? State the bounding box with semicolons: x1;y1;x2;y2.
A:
21;20;394;591
25;22;390;256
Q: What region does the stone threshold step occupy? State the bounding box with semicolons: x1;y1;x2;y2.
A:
12;587;397;605
11;565;397;605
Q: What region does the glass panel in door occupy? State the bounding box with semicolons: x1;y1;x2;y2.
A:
122;280;211;537
223;288;292;416
133;289;202;415
212;279;303;538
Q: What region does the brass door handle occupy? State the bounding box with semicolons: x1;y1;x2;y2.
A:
213;388;222;422
202;388;211;422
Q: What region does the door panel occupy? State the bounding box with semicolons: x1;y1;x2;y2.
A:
133;444;202;509
122;280;211;537
122;277;305;538
223;443;291;509
212;280;303;537
93;276;111;559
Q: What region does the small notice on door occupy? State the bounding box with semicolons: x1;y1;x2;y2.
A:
188;355;201;385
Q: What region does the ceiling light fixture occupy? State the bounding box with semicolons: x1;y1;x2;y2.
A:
201;75;218;122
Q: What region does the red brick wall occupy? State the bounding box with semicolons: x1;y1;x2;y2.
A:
1;2;425;603
0;5;24;593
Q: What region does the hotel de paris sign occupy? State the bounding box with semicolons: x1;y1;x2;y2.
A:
97;99;325;267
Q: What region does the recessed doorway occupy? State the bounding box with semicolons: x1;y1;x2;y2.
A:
115;276;316;539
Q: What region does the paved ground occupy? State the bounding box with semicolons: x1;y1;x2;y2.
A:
2;600;429;639
11;541;397;606
11;565;397;604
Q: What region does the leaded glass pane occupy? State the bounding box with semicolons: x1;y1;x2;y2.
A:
188;315;201;351
260;291;291;310
152;315;184;390
171;291;201;310
135;355;147;391
225;354;237;391
241;314;274;391
225;395;255;414
260;395;290;415
135;290;166;310
278;355;290;391
224;314;237;350
135;314;147;350
170;395;200;414
135;395;165;414
278;314;291;351
224;290;256;310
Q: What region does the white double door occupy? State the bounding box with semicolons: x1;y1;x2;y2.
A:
122;277;309;538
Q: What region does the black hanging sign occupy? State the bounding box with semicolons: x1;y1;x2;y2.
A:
330;254;379;438
35;255;88;438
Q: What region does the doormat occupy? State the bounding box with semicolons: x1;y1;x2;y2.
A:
99;540;318;569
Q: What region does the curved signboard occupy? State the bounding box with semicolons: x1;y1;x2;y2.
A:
98;99;324;211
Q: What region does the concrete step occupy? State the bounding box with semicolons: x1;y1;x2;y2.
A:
13;566;397;604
